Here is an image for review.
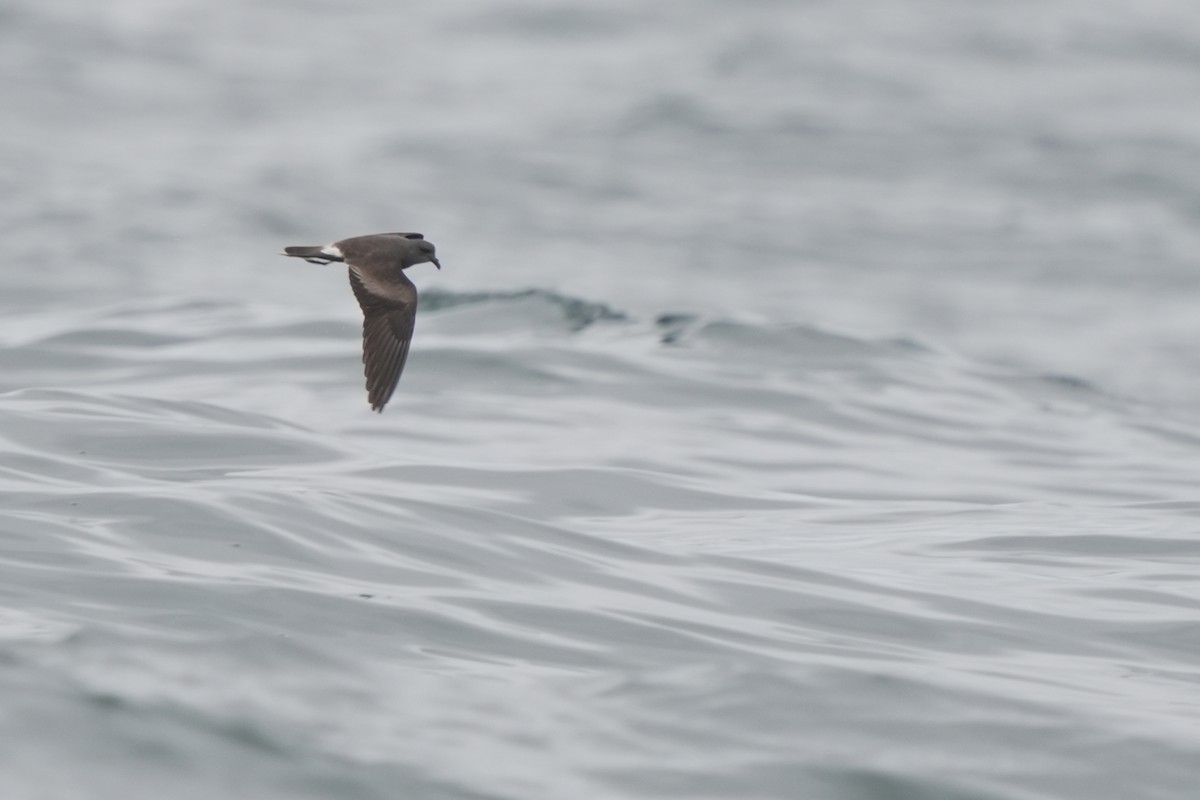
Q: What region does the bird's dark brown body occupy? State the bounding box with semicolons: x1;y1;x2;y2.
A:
283;232;441;412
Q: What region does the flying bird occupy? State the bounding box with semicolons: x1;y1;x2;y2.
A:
283;232;441;412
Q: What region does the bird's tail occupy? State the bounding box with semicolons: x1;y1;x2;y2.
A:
282;245;344;264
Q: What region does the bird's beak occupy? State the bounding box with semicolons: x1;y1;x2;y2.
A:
431;257;442;270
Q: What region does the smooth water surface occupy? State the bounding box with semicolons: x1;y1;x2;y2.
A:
2;2;1200;798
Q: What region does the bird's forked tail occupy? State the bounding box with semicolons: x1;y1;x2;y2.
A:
282;244;345;264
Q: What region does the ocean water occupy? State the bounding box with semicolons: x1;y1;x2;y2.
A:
3;1;1200;798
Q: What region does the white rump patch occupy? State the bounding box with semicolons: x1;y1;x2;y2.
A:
320;244;343;259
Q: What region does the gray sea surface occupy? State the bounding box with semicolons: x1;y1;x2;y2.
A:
3;1;1200;798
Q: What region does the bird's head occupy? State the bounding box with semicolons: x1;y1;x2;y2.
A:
404;238;441;270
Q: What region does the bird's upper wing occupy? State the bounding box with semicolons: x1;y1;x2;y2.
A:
347;266;417;412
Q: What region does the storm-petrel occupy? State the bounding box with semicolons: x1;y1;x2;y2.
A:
283;232;441;412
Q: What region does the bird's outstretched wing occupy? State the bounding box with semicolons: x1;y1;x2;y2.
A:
347;266;417;412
